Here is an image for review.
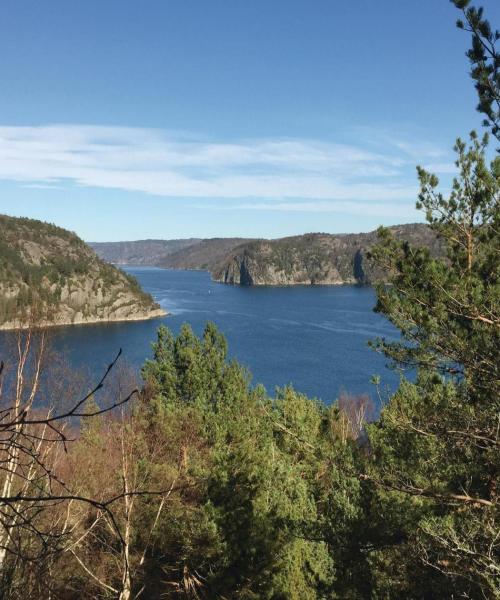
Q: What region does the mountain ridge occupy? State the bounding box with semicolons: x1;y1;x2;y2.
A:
89;238;202;265
91;224;442;286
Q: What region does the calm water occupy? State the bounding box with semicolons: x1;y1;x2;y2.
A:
1;268;401;406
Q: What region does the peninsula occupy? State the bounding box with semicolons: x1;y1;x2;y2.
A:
0;215;166;330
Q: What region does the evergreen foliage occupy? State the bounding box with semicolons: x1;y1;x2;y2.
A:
138;322;359;599
366;131;499;598
453;0;500;141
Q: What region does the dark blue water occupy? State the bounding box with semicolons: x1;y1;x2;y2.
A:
1;268;401;405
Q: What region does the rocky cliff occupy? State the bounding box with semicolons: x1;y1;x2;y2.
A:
0;215;166;329
213;224;442;286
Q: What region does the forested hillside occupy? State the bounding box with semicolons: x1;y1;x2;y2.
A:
214;223;442;285
158;237;253;271
0;214;166;328
89;238;201;265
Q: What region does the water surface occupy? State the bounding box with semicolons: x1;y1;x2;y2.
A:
1;268;401;406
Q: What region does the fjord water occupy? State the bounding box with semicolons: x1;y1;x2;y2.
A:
4;267;401;406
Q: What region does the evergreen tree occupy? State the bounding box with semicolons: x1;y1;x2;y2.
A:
367;133;499;598
139;323;365;599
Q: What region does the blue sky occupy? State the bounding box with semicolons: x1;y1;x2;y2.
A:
0;0;498;241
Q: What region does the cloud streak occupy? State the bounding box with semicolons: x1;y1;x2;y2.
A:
0;124;450;215
193;200;418;219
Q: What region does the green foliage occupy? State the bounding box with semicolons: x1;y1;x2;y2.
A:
371;133;499;395
367;133;500;598
136;323;366;599
453;1;500;142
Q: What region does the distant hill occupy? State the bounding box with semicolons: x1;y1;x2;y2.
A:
0;215;166;329
91;225;441;287
214;224;442;286
89;238;201;265
158;238;253;271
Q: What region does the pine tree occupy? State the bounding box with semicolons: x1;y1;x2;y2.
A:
367;133;499;598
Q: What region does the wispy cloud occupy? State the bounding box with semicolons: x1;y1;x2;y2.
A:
422;162;457;175
192;200;419;219
0;124;452;214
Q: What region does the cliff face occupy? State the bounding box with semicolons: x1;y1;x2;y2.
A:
217;238;361;285
214;225;442;286
0;215;166;330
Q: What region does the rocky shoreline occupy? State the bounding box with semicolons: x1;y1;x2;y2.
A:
0;307;167;331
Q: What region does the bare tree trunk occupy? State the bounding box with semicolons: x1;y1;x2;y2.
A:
0;330;45;570
118;414;133;600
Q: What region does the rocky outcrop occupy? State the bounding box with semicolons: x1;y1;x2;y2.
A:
213;225;442;286
0;278;166;330
0;214;167;330
215;237;361;286
217;247;352;286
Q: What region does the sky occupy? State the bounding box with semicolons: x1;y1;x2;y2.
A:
0;0;499;242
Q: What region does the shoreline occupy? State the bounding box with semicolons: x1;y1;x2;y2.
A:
121;264;368;287
212;278;361;287
0;308;168;332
